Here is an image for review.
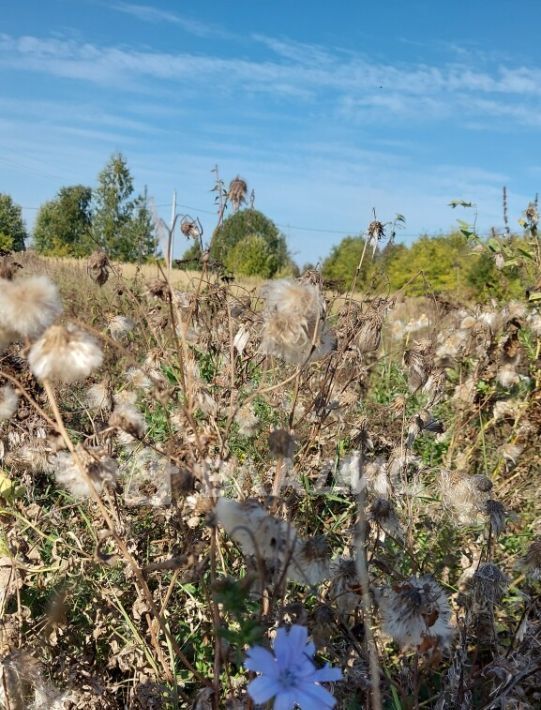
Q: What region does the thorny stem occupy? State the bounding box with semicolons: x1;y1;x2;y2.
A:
41;378;208;695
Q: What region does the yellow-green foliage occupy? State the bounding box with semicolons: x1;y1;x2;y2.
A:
386;232;471;295
321;236;371;289
225;234;277;278
0;232;14;251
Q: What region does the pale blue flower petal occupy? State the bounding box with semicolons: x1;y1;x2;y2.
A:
294;682;338;708
306;663;343;683
245;646;279;677
274;625;309;670
273;689;296;710
304;640;316;658
247;675;281;704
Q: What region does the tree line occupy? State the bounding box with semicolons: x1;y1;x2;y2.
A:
0;152;534;301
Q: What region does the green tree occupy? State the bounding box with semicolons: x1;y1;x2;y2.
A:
0;194;27;251
91;154;157;262
386;233;471;296
33;185;92;257
321;236;372;291
179;241;203;270
225;234;276;277
210;208;288;276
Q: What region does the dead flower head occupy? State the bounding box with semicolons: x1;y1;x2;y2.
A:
228;176;248;211
471;562;508;606
109;391;147;440
0;385;19;420
440;470;493;526
519;539;541;581
28;323;103;383
51;448;118;499
260;279;333;364
0;275;62;339
379;575;453;650
87;251;110;286
483;499;506;536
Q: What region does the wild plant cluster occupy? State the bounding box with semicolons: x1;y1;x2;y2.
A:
0;234;540;709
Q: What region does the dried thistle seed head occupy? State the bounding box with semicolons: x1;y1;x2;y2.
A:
369;498;403;539
85;381;113;413
471;563;508;605
109;392;147;439
180;218;200;238
107;315;135;340
0;256;22;281
328;557;362;614
366;220;385;250
497;364;519;388
146;278;169;300
403;339;433;392
440;470;491;525
357;314;383;353
28;323;103;383
0;275;62;339
214;498;300;579
471;474;493;493
521;539;541;580
0;385;19;420
52;448;118;499
228;176;248;210
379;576;453;650
87;251;110;286
259;279;332;364
492;399;520;421
268;429;295;459
483;499;506;536
288;535;331;586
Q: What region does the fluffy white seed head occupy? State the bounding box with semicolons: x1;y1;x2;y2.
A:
85;381;113;413
259;279;332;364
109;391;147;440
0;275;62;339
107;315;135;341
0;385;19;420
379;576;453;650
497;364;519;388
51;449;118;499
28;324;103;383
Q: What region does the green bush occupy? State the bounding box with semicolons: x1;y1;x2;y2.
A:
225;234;276;277
210;208;288;276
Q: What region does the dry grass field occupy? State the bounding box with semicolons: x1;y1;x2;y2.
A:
0;251;540;709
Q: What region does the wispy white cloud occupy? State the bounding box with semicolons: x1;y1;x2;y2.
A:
110;2;233;39
1;32;540;123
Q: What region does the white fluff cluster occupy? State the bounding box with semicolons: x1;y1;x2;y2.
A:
496;364;520;388
379;575;453;650
51;449;118;499
122;447;175;507
107;315;135;341
259;279;334;365
215;498;330;586
109;391;147;441
0;385;19;420
440;469;492;525
0;275;62;339
28;324;103;383
85;381;113;413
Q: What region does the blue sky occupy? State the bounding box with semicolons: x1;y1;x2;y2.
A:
1;0;540;264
